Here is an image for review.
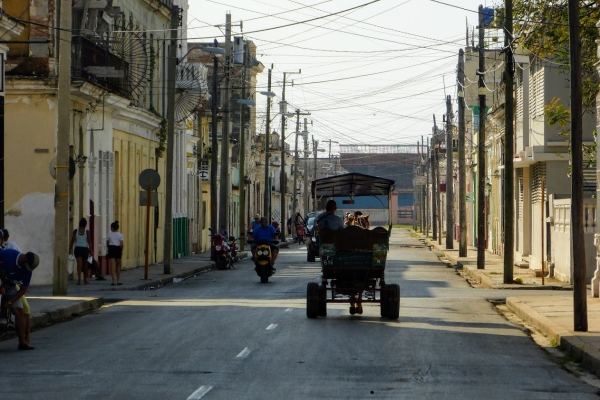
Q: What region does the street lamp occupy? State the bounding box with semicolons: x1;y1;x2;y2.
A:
260;89;276;221
202;40;225;259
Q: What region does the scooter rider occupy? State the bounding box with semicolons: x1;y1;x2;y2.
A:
251;216;279;267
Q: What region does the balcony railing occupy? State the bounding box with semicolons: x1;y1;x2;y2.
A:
72;35;132;99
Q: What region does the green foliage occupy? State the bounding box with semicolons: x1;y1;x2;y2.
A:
149;107;167;159
509;1;599;112
149;46;156;109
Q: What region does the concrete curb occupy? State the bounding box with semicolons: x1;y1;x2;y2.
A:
31;297;104;329
506;297;600;376
459;263;496;288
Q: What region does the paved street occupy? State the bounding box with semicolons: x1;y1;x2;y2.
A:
2;229;599;399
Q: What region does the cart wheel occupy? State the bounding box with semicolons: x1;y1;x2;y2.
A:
357;305;363;314
380;284;388;318
387;284;400;320
307;282;319;318
349;306;356;315
307;250;316;263
318;286;327;317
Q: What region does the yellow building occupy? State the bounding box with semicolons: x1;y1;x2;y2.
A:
3;1;192;284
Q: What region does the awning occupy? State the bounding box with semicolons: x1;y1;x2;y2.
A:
311;172;395;198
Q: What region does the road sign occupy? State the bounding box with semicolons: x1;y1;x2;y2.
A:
139;169;161;190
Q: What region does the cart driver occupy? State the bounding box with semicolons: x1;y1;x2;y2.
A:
317;200;345;231
251;216;280;267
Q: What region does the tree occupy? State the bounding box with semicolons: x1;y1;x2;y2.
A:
497;1;599;161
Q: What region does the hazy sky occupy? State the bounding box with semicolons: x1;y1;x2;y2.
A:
185;0;494;151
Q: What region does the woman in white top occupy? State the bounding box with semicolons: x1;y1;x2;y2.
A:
69;218;93;285
106;221;124;286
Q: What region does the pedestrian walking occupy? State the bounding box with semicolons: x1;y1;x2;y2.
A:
69;218;93;285
106;221;124;286
1;228;21;251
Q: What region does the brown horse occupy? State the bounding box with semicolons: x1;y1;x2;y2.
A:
343;211;370;229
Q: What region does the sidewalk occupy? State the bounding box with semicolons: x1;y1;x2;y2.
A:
419;231;600;378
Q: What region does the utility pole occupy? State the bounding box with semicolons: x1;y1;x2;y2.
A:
218;13;231;234
568;0;588;331
431;134;437;241
293;110;300;216
313;136;318;209
503;1;515;282
413;164;417;231
53;0;72;295
426;140;430;236
303;119;309;218
163;5;179;273
458;49;467;257
264;67;273;220
238;41;248;251
421;139;426;234
476;5;487;269
434;115;441;245
279;70;300;241
292;110;310;215
418;141;422;232
210;38;220;258
445;95;454;249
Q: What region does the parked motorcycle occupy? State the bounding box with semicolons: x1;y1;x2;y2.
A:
210;228;231;270
227;235;240;268
247;239;279;283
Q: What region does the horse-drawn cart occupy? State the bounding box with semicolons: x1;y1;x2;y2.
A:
306;173;399;320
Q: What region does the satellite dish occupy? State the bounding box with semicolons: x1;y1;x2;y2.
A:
175;62;208;123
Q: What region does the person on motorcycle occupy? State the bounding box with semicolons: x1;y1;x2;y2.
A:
0;249;40;350
317;200;345;231
251;216;279;266
247;214;261;237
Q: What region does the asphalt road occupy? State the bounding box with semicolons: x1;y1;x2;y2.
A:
2;229;598;399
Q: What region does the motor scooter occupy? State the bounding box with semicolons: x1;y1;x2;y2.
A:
227;236;240;266
247;239;279;283
295;222;306;244
209;228;231;270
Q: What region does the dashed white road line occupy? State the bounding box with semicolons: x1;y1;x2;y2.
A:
236;347;251;358
266;324;278;330
285;308;293;312
187;385;213;399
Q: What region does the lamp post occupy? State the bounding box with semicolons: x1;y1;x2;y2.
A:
202;41;225;260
